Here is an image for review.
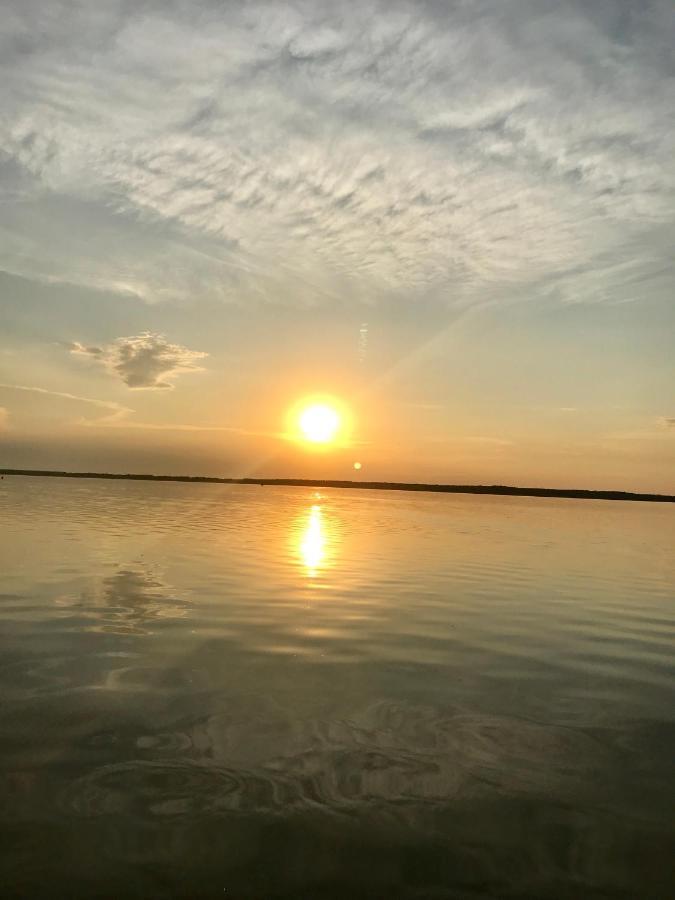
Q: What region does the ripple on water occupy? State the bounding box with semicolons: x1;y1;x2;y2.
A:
1;479;674;898
103;664;212;693
61;760;304;819
136;732;194;753
59;703;615;830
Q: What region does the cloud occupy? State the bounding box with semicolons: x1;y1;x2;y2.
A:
0;382;131;424
422;435;514;447
0;381;250;432
69;332;207;389
0;382;262;438
605;419;675;440
0;0;673;307
403;402;446;411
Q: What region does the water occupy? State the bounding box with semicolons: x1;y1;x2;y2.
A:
1;476;673;899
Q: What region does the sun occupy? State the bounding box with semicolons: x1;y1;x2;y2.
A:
288;395;352;448
299;403;341;444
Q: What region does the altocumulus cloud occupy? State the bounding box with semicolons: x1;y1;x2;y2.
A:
0;0;673;307
70;333;207;390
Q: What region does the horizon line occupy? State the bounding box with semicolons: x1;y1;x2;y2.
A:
1;468;673;504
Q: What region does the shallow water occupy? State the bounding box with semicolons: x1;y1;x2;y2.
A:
1;476;674;898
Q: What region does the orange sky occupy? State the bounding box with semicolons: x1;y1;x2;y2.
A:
1;2;674;492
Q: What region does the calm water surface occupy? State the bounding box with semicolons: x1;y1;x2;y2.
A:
1;476;674;898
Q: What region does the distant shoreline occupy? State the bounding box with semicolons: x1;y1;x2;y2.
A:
1;468;673;503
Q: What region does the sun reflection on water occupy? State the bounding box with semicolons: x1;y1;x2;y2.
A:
300;504;325;576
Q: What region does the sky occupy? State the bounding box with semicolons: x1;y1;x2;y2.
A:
0;0;673;492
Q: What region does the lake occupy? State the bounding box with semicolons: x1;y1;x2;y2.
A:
1;476;673;898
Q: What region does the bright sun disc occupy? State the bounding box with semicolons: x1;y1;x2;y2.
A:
299;404;341;444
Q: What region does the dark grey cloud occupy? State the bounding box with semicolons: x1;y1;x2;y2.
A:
70;332;207;389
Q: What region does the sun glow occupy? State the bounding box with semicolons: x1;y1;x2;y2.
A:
287;395;352;449
298;403;341;444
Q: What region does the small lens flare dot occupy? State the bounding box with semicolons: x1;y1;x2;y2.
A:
353;461;362;470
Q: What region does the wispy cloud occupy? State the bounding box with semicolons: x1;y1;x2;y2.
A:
0;381;250;433
604;418;675;441
403;402;446;411
423;435;514;448
0;0;673;307
0;382;131;424
69;332;207;389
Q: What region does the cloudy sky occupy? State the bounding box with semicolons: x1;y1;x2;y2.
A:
1;0;673;490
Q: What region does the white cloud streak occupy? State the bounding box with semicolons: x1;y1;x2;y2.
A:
0;381;250;433
0;382;131;424
0;0;673;307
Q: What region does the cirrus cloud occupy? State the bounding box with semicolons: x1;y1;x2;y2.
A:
0;0;673;308
69;332;207;390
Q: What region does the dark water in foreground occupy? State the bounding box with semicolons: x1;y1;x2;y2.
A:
1;477;673;899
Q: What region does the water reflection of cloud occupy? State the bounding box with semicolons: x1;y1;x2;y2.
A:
94;566;188;635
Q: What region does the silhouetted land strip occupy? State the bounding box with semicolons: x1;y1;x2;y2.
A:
1;468;673;503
